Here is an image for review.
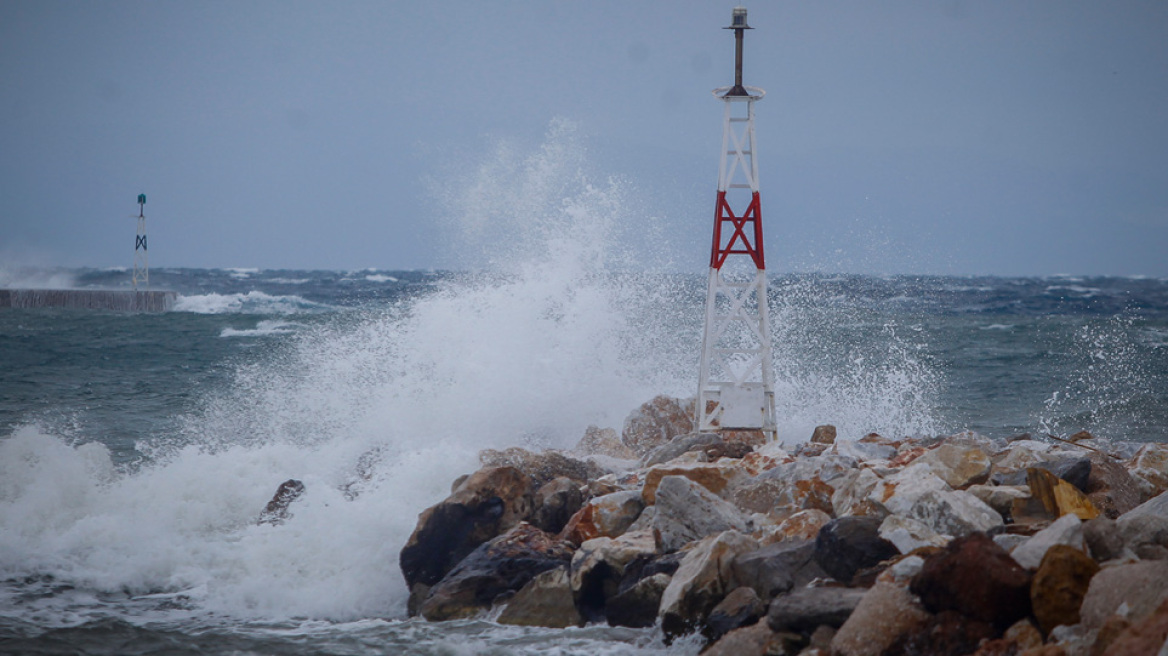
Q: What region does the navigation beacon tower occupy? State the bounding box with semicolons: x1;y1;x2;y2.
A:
696;6;777;441
132;193;149;290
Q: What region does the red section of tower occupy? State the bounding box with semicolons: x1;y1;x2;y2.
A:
709;190;765;270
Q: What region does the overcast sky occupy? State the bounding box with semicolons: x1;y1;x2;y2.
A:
2;1;1166;276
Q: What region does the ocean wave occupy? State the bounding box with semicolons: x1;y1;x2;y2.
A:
173;292;329;315
220;320;304;338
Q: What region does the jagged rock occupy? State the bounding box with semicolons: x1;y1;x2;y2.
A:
903;489;1004;538
768;508;832;543
621;395;695;456
1079;560;1168;630
731;538;826;601
813;516;899;584
1128;443;1168;499
530;476;584;534
830;580;932;656
906;442;992;489
991;457;1092;493
966;484;1030;519
1026;467;1100;521
831;468;888;519
652;475;751;553
400;466;535;592
761;453;858;487
1116;491;1168;560
811;425;837;444
704;586;766;641
1083;517;1126;562
258;479;305;525
641;462;745;505
1010;513;1086;570
574;425;637;460
641;432;721;467
1100;597;1168;656
568;529;656;622
834;440;897;464
1030;544;1100;634
875;470;951;517
605;571;671;628
910;532;1032;629
560;490;643;545
659;530;759;639
702;621;790;656
731;475;835;520
1086;451;1143;518
479;447;602;488
703;441;754;461
419;523;574;621
496;566;584;628
796;442;830;458
879;514;948;554
766;587;867;634
885;610;997;656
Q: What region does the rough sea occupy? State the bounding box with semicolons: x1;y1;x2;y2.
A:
2;131;1167;654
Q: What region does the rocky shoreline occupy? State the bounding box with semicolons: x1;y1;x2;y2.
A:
394;395;1168;655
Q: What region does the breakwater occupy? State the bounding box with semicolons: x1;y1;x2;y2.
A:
0;288;177;312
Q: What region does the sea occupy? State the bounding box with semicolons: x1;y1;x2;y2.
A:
2;132;1167;654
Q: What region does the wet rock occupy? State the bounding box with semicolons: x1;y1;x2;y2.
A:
903;489;1004;538
704;586;766;642
907;442;992;489
830;580;931;656
731;538;826;601
1128;443;1168;499
703;441;754;461
496;566;584;628
419;523;574;621
766;587;867;634
400;466;534;591
659;530;759;639
1010;513;1086;570
885;610;997;656
621;395;695;456
605;571;671;628
1026;467;1100;521
813;516;899;584
641;432;721;467
568;530;656;622
642;462;745;505
1083;517;1125;562
560;490;643;545
910;532;1032;629
1079;560;1168;630
834;439;898;464
702;621;789;656
879;514;948;554
1030;544;1100;634
652;475;751;553
530;476;584;535
1099;597;1168;656
479;447;602;488
1086;452;1143;519
574;425;637;460
258;479;305;526
810;425;837;444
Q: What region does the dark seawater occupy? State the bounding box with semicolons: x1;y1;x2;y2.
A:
1;267;1166;655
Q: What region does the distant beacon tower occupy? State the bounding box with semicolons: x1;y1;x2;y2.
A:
696;6;777;441
132;193;149;290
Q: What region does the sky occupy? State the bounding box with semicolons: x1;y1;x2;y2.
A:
1;1;1166;276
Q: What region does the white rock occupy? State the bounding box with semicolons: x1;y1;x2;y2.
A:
874;471;951;517
653;475;751;553
1010;513;1085;570
903;489;1004;537
879;515;949;553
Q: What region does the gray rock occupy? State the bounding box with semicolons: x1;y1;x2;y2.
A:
569;530;657;622
605;572;671;628
530;476;584;534
903;489;1004;538
705;586;766;641
767;587;867;634
659;530;759;639
1083;517;1125;562
814;516;899;584
731;538;826;601
642;432;722;467
496;566;584;628
1010;513;1085;570
258;479;305;526
652;475;751;553
1079;560;1168;630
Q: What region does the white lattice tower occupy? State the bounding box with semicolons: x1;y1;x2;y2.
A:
696;7;776;440
132;193;148;290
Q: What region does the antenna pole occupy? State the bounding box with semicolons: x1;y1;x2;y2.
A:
132;193;149;290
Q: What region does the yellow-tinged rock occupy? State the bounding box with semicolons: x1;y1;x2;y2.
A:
1027;467;1100;521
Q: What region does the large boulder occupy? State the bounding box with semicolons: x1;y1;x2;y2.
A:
641;432;722;467
831;468;887;519
1099;597;1168;656
1030;544;1100;635
1116;491;1168;560
766;587;868;634
1079;560;1168;631
568;529;657;622
731;538;826;601
574;425;637;460
642;462;746;505
903;489;1004;538
883;610;996;656
1086;451;1143;518
879;514;948;554
910;532;1032;629
496;566;584;628
419;523;574;621
703;622;789;656
529;476;584;535
560;490;644;545
704;586;766;642
658;530;759;639
652;475;752;553
479;447;602;488
1010;513;1085;570
400;466;535;594
814;516;899;584
906;443;992;489
257;479;305;526
830;580;932;656
1127;443;1168;499
731;475;835;520
621;395;695;456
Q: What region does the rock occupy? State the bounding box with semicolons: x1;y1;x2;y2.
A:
1010;513;1086;570
1079;560;1168;630
1086;452;1143;519
642;462;745;505
530;476;584;534
1026;467;1100;521
834;440;898;464
830;580;932;656
400;466;535;592
730;475;835;519
658;530;759;639
966;483;1030;519
875;471;951;517
621;395;695;456
1030;544;1100;634
702;621;789;656
479;447;602;488
763;454;858;487
560;490;644;545
496;566;584;628
704;586;766;641
1004;618;1044;651
831;468;888;519
574;425;637;460
814;516;900;584
1128;443;1168;499
605;572;671;628
568;529;656;622
703;441;755;461
419;523;574;621
770;508;832;543
811;425;837;444
1100;597;1168;656
641;432;722;467
1083;517;1126;562
1116;491;1168;560
766;587;867;634
907;442;992;489
257;479;305;525
652;475;752;553
731;538;826;601
991;457;1092;493
903;489;1005;538
910;532;1032;629
885;610;997;656
879;514;949;554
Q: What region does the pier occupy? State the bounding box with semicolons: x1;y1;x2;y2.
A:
0;289;177;312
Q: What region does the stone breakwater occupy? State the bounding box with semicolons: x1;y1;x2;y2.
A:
391;395;1168;656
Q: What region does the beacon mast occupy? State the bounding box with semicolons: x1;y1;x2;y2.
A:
132;193;149;290
696;6;776;441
